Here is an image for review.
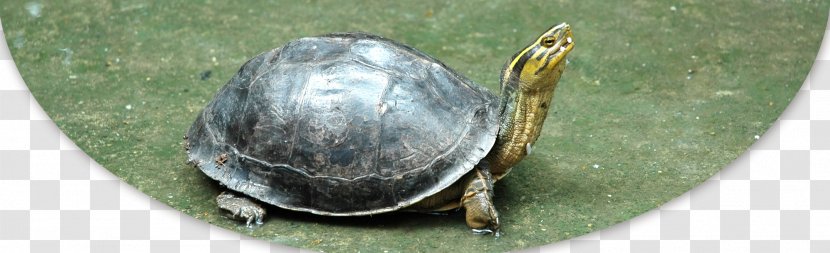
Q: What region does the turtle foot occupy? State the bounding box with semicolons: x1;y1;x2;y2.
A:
461;162;501;235
216;191;267;228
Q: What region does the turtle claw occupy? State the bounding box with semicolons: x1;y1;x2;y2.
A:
244;213;265;228
471;228;492;235
471;228;502;237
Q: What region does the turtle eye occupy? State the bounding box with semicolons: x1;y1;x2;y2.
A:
541;36;556;47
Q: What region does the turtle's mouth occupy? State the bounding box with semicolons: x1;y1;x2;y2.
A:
554;24;574;56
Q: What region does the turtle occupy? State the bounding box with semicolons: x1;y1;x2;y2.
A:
184;23;575;234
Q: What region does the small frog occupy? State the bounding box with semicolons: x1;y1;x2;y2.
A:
216;191;266;227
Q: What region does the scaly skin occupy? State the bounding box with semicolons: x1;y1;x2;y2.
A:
486;80;559;179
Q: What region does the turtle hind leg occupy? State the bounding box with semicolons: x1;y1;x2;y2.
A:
216;191;267;228
461;160;501;236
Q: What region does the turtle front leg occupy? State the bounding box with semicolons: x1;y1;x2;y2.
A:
461;161;500;235
216;191;266;227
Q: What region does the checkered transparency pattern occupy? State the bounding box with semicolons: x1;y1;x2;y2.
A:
1;16;830;253
0;82;312;253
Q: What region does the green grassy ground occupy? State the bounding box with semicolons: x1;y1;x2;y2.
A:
2;0;827;252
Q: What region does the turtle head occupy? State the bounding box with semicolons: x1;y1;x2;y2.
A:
503;23;574;91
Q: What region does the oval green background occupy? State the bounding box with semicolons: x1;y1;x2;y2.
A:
2;1;827;252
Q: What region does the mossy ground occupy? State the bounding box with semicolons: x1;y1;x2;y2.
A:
2;1;827;252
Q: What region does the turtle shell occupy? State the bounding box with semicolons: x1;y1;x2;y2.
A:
186;33;500;216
